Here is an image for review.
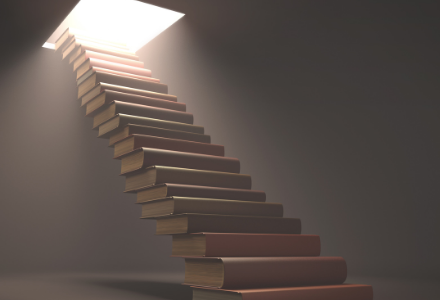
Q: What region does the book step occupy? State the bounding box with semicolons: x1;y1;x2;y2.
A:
120;148;240;175
113;134;223;158
77;57;152;79
109;124;210;146
73;50;144;71
85;90;185;118
136;184;264;203
55;28;129;51
77;70;167;98
154;213;301;235
91;101;193;129
140;197;283;219
171;233;320;257
81;83;177;106
192;284;373;300
78;67;160;86
98;114;204;139
124;166;251;192
184;256;346;289
63;39;138;63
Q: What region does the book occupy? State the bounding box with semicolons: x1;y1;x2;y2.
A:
98;114;204;138
155;214;301;235
109;124;210;146
78;66;160;86
184;257;346;289
192;284;374;300
120;148;240;175
124;166;251;192
113;134;224;158
136;184;265;203
85;90;185;117
77;57;152;79
73;50;144;71
92;101;193;129
55;28;128;51
140;197;283;218
81;83;177;106
77;70;168;98
62;39;138;63
171;233;320;257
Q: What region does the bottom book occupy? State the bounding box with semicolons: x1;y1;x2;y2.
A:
192;284;373;300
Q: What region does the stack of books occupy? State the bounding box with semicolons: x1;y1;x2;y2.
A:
53;28;373;300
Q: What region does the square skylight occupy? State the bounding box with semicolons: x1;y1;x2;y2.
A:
43;0;184;52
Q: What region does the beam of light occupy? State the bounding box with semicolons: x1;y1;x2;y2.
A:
42;0;184;52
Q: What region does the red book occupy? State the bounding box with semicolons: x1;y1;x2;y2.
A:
192;284;373;300
172;233;320;257
184;257;347;289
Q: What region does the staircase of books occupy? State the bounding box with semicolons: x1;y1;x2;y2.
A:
53;29;373;300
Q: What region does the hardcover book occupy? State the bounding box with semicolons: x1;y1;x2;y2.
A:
155;214;301;235
120;148;240;174
171;233;320;257
140;197;282;218
136;184;264;203
124;166;251;192
113;134;224;158
184;257;346;289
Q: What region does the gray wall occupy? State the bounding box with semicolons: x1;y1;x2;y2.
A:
0;0;439;279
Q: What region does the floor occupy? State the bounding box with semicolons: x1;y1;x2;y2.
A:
0;272;438;299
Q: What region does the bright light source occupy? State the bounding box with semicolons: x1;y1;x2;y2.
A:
43;0;184;52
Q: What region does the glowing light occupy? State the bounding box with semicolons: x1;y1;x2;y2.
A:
43;0;184;52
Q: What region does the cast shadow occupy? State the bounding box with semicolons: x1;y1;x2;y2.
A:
85;278;192;300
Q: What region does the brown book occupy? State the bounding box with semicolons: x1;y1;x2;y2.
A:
140;197;282;218
77;57;152;79
81;83;177;106
114;135;223;158
85;90;185;117
155;214;301;235
172;233;320;257
120;148;239;175
124;166;251;192
109;124;210;146
77;70;168;98
184;257;346;289
63;39;138;63
78;66;159;85
55;28;128;51
136;184;264;203
92;101;193;128
98;114;204;138
73;50;144;71
192;284;374;300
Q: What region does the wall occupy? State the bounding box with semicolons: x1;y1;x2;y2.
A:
0;0;439;279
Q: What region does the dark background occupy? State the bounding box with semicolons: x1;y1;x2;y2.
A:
0;0;439;286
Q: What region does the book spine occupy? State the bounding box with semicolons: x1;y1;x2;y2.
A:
113;101;193;124
103;91;185;112
89;58;152;77
171;199;283;218
84;51;144;68
136;148;240;174
155;168;252;189
203;234;320;257
96;72;168;94
187;215;301;234
165;184;265;201
130;135;224;157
